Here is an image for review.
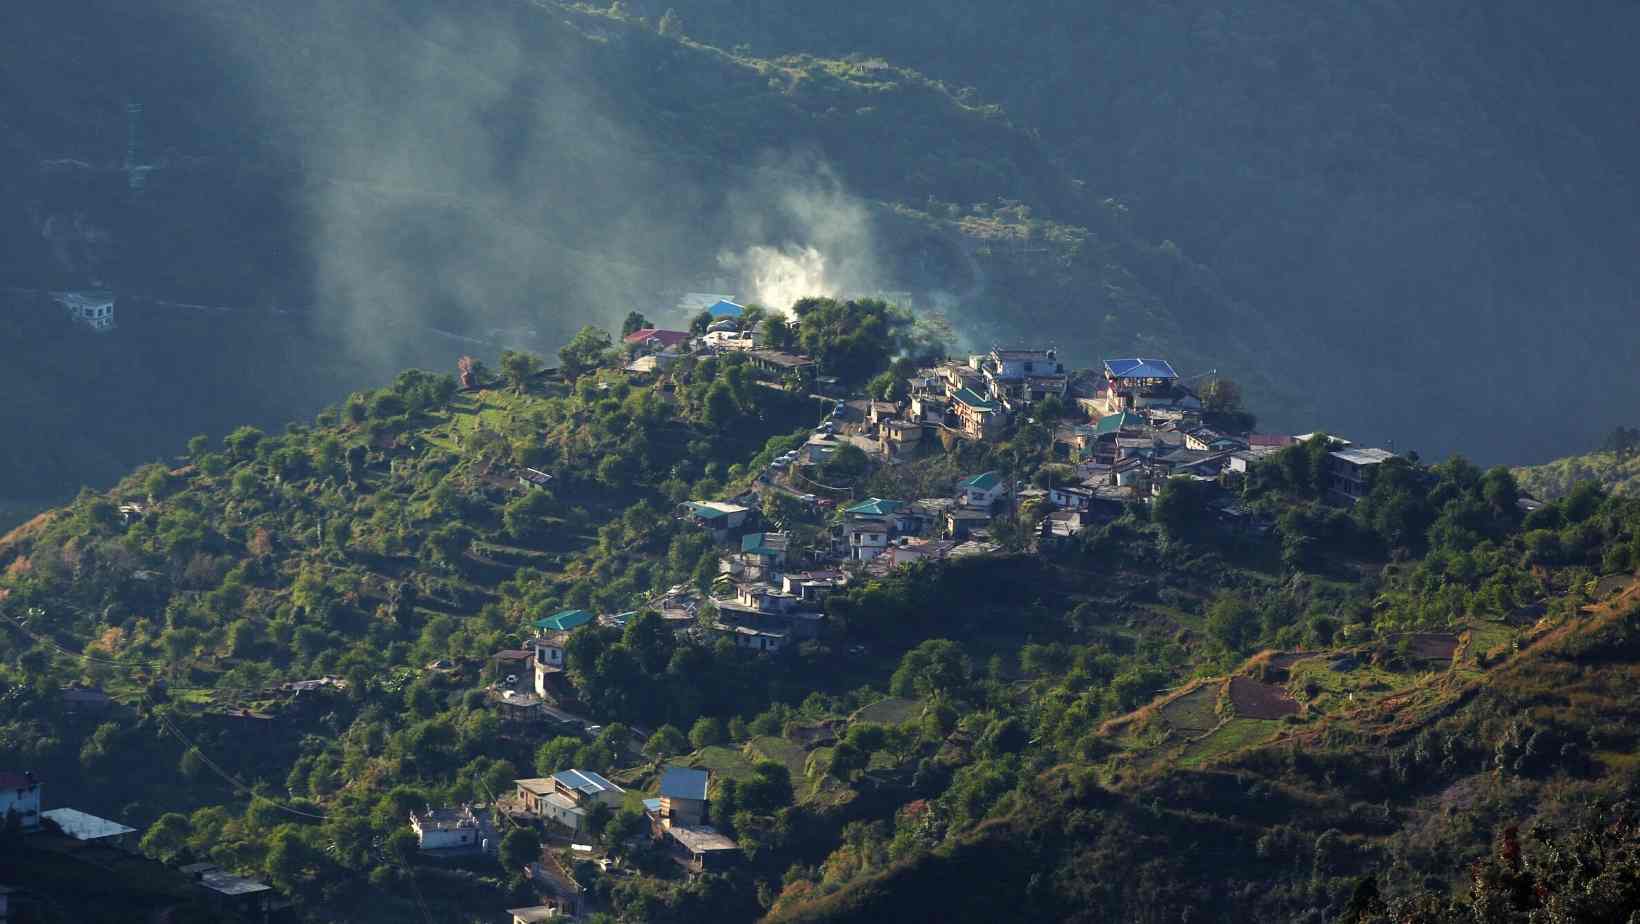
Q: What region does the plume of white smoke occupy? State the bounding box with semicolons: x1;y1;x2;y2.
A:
717;159;884;313
184;1;893;375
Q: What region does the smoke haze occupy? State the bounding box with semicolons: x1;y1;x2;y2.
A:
717;161;883;311
184;0;889;370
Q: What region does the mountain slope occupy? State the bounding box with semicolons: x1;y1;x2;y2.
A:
1;0;1275;516
769;580;1640;923
1516;450;1640;501
632;0;1640;463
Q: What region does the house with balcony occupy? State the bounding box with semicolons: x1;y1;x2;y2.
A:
722;532;789;581
951;388;1005;440
842;518;890;561
1101;358;1181;413
710;581;824;651
979;348;1067;406
1327;447;1397;504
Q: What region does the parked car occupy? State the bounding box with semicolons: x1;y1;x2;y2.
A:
799;493;817;503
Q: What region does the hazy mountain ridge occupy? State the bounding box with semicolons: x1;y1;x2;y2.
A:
1;0;1285;513
628;0;1640;463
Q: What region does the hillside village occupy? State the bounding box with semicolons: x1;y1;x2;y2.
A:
3;294;1606;924
435;300;1413;918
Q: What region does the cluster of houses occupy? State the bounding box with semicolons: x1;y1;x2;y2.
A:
0;770;286;919
487;350;1403;676
621;298;823;384
411;763;739;920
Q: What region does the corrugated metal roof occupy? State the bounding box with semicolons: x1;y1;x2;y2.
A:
533;610;594;632
952;387;997;410
1102;358;1179;380
843;498;905;517
659;766;709;801
958;471;1001;490
41;808;136;841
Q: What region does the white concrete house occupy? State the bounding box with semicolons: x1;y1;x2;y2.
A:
409;804;483;850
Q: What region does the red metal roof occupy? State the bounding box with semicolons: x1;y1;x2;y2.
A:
623;328;691;347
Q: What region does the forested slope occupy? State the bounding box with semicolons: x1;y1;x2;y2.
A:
5;306;1640;921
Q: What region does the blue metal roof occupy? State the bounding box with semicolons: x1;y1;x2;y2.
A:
706;299;745;318
1102;358;1179;380
659;766;710;801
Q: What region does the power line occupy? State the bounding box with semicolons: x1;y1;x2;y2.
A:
151;708;329;821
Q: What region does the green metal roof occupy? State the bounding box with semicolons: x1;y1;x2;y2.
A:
1094;411;1147;437
958;471;1001;491
533;609;594;632
952;387;997;411
843;498;905;517
684;501;745;520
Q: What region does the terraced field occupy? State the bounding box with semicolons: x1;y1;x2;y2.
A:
1157;683;1220;735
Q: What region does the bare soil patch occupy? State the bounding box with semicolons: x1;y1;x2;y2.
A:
1227;676;1300;719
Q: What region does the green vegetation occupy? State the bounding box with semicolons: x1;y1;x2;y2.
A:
1516;433;1640;501
6;338;1640;922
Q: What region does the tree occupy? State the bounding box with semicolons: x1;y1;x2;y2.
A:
690;716;726;749
384;828;419;867
606;807;646;849
1152;477;1210;539
866;371;907;402
264;827;313;895
424;524;474;568
559;325;614;379
223;426;265;460
186;434;210;459
1199;377;1241;414
703;381;739;431
1204;593;1259;653
760;315;794;351
791;297;911;387
621;311;650;336
586;801;614;839
500;350;543;392
140;812;191;862
368;390;407;420
690;310;714;335
890;640;972;701
535;737;581;775
1603;425;1640;458
503;490;555;542
645;725;688;760
498;827;541;874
